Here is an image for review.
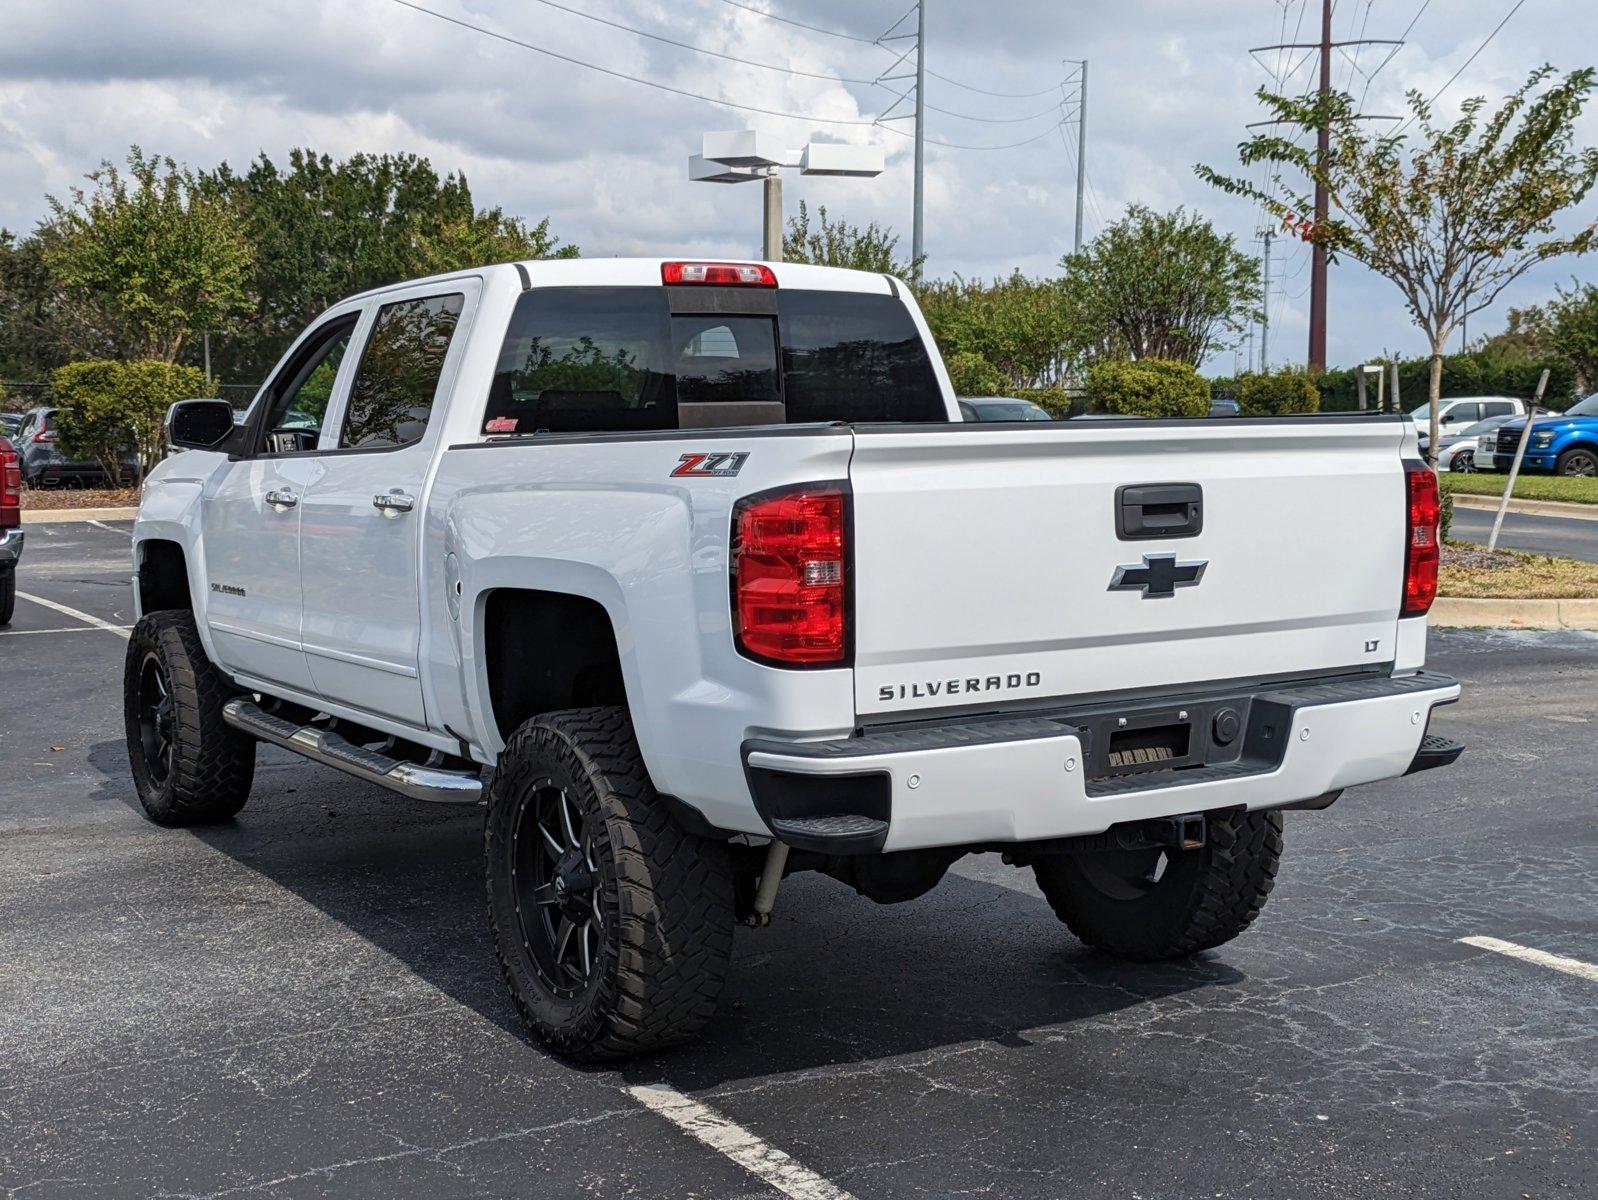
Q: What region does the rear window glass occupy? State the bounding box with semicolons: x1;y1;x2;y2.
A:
484;286;943;435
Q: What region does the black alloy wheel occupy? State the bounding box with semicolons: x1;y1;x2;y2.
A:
511;780;604;997
135;652;176;786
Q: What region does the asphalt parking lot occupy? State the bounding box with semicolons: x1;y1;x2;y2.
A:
3;519;1596;1199
1451;504;1598;563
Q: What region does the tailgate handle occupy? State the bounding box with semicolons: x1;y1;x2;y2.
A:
1116;483;1203;540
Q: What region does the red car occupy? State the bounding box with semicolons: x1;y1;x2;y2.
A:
0;435;22;624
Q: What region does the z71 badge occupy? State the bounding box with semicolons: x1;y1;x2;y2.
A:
671;452;749;478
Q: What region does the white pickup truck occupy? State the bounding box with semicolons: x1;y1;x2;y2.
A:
125;257;1462;1060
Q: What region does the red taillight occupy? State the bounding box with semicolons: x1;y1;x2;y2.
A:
33;428;54;443
0;442;19;528
733;486;847;665
1402;463;1440;617
663;261;777;287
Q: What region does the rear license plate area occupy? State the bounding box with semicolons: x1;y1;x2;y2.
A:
1106;722;1191;771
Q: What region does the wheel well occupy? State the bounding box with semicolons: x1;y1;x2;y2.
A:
483;589;627;741
137;540;192;613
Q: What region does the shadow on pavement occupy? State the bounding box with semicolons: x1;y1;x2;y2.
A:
85;736;1242;1087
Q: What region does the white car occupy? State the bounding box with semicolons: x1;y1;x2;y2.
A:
124;258;1463;1060
1436;415;1516;471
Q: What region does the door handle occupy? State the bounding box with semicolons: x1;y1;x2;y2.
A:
1116;483;1203;540
264;488;298;510
372;491;416;515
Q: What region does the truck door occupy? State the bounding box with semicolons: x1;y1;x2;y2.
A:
201;316;358;694
297;286;472;729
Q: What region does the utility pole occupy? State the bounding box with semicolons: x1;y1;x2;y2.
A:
1248;12;1402;374
1074;60;1089;253
912;0;926;274
1307;0;1333;374
1259;228;1273;373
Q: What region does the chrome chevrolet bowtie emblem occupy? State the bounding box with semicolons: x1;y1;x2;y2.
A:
1109;553;1207;599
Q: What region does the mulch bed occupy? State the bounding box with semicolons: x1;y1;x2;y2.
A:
21;485;141;510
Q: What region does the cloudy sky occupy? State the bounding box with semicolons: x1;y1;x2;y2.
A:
1;0;1594;374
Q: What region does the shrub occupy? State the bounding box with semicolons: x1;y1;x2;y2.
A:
51;360;211;484
1084;358;1209;418
1440;489;1454;542
1236;369;1321;415
944;351;1005;397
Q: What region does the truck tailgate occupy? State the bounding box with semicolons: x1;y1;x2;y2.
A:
848;419;1411;717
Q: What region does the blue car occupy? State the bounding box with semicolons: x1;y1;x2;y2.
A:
1484;393;1598;477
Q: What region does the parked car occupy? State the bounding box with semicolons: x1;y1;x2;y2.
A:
958;396;1054;421
0;411;24;438
128;257;1462;1061
1480;393;1598;476
1208;398;1241;417
0;434;22;624
1407;395;1524;439
1433;414;1516;472
15;406;139;487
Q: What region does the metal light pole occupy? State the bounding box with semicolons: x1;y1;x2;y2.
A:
690;133;886;264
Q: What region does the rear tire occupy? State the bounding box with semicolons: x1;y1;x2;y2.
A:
0;566;13;626
1032;809;1283;961
123;610;255;825
485;707;734;1061
1556;447;1598;477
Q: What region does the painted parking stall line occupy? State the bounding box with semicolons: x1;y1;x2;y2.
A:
1458;936;1598;983
15;591;131;639
625;1083;856;1200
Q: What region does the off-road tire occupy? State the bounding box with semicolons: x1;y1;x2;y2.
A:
1556;447;1598;477
1032;809;1283;961
123;610;255;825
485;707;735;1061
0;566;14;626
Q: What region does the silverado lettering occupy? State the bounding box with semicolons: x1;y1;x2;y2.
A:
879;672;1042;703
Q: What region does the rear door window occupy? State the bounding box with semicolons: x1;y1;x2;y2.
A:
776;290;944;423
340;294;465;450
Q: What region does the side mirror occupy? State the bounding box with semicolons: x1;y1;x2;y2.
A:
167;398;236;451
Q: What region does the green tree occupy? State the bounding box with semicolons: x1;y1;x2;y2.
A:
1544;280;1598;392
782;201;920;276
1085;358;1210;418
41;148;252;363
1199;66;1598;459
916;272;1085;389
51;359;212;483
207;149;576;382
1058;205;1262;366
943;350;1005;396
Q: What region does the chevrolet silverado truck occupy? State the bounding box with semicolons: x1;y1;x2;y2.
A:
124;258;1464;1060
0;433;22;624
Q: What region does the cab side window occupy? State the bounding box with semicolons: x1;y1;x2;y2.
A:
340;294;465;450
1482;401;1516;418
258;319;356;454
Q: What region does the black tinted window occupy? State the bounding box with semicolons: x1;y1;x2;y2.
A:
341;294;464;449
484;286;944;436
776;290;944;423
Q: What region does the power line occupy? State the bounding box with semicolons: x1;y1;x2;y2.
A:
389;0;881;126
711;0;876;43
1395;0;1529;134
922;66;1070;99
1358;0;1432;110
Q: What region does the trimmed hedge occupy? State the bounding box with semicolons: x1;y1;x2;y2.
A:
1085;359;1209;418
944;351;1005;397
52;360;211;484
1236;369;1321;415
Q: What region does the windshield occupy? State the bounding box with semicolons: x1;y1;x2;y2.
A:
966;401;1052;421
1563;394;1598;418
1458;417;1507;436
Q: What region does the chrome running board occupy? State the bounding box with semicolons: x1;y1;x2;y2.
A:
222;698;483;805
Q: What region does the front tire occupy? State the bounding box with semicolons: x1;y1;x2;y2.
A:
1032;809;1283;961
485;707;735;1061
123;611;255;825
1556;447;1598;477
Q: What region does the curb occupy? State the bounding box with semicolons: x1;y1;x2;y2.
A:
1430;596;1598;630
1449;493;1598;523
22;506;138;524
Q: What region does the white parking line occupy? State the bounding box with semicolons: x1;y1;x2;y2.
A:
88;519;132;537
1458;936;1598;983
0;624;131;637
15;592;131;639
625;1083;855;1200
